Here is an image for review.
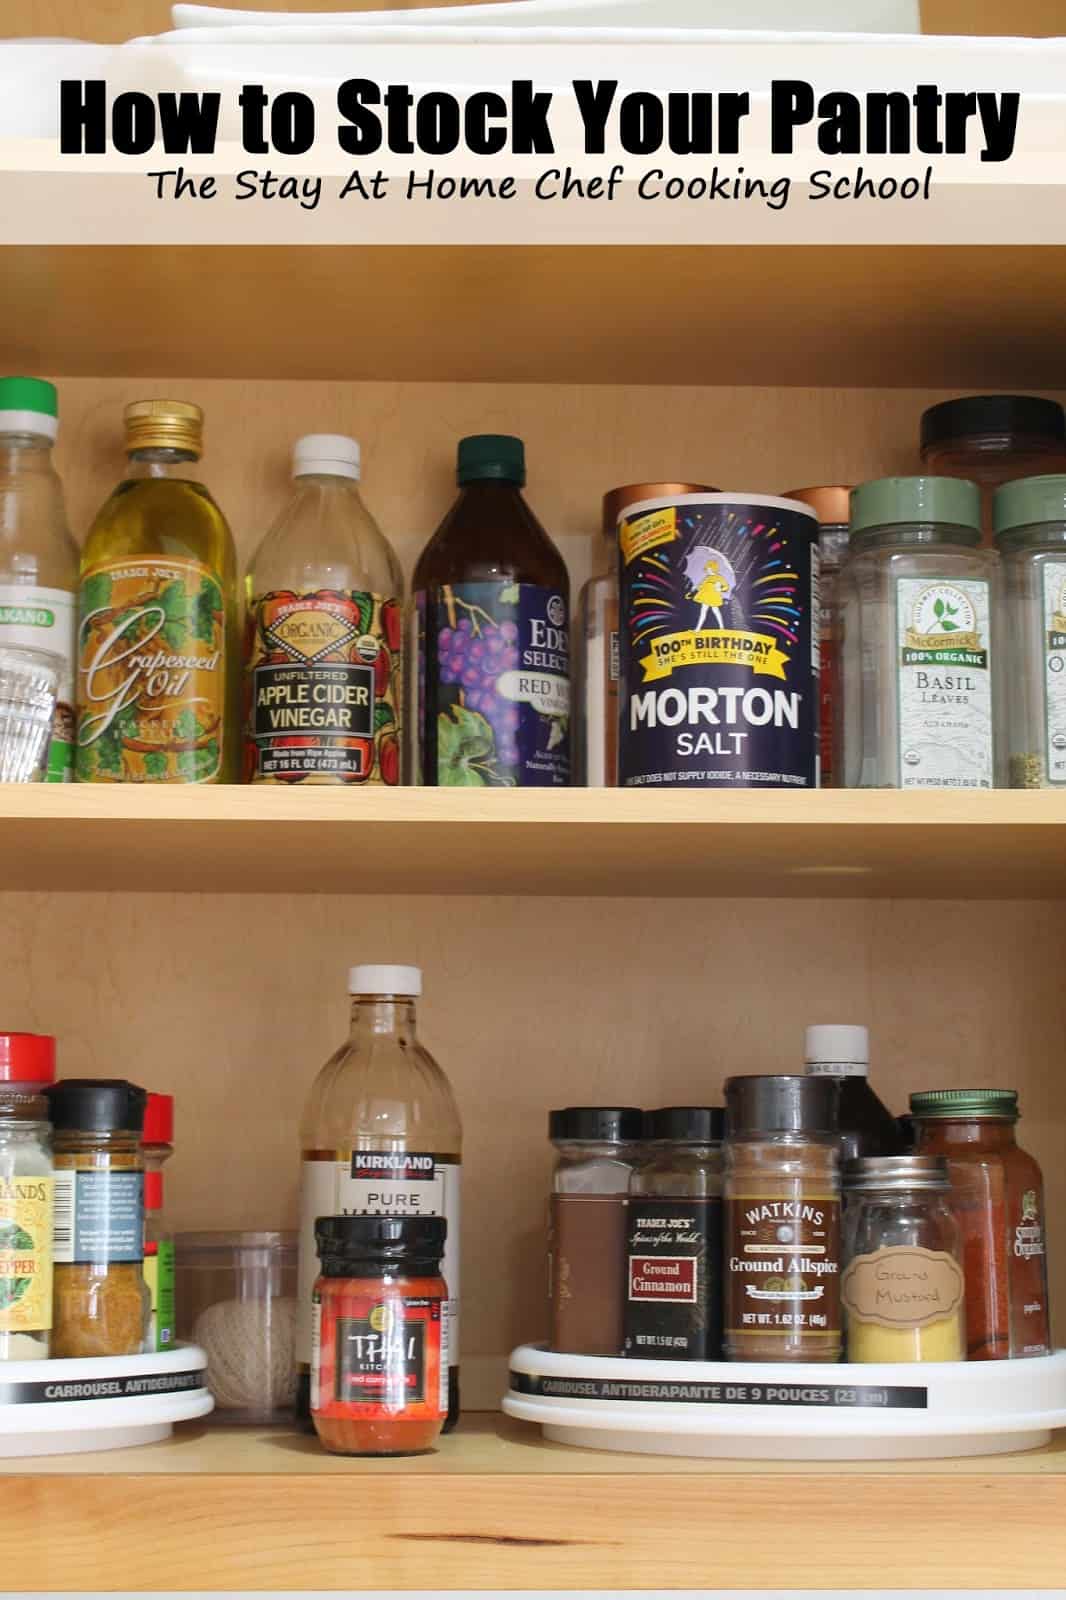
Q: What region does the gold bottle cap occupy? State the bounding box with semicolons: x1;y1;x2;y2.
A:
124;399;203;456
602;481;716;537
783;485;852;526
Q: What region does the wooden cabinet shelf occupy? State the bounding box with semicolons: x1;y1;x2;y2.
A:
3;1417;1066;1590
3;783;1066;897
6;245;1066;390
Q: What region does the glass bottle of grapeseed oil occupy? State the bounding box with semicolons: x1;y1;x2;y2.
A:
411;434;571;785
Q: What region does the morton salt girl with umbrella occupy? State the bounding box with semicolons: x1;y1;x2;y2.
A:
617;492;820;788
76;400;239;782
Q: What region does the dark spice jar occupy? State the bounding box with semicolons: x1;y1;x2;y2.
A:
312;1214;449;1456
624;1106;724;1361
724;1075;842;1364
548;1106;641;1356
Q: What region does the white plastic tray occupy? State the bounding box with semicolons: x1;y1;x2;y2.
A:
0;1344;213;1457
504;1342;1066;1460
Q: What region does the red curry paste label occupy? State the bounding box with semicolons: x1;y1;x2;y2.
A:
311;1287;448;1419
245;588;401;783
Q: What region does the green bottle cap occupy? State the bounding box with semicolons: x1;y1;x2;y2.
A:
457;434;525;487
0;377;58;432
994;474;1066;541
850;476;981;539
910;1088;1019;1121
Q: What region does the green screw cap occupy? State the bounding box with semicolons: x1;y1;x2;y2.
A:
910;1088;1019;1121
994;474;1066;541
0;377;58;422
457;434;525;487
850;476;981;539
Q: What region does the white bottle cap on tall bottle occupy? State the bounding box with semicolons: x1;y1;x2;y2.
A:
293;434;361;481
349;964;422;997
805;1023;869;1077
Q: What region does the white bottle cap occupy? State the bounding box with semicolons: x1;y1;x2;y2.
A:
348;964;422;997
805;1023;869;1076
293;434;360;481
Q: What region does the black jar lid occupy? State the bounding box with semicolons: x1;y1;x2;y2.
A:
921;395;1066;451
45;1078;147;1133
549;1106;643;1143
315;1214;446;1275
644;1106;725;1143
724;1074;838;1136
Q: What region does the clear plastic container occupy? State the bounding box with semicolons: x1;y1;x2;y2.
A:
175;1230;297;1424
994;474;1066;788
0;645;61;781
920;395;1066;545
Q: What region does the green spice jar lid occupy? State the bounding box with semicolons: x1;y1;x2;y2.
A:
994;474;1066;541
850;476;981;540
910;1088;1019;1121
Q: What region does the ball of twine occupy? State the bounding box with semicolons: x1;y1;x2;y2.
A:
194;1296;298;1413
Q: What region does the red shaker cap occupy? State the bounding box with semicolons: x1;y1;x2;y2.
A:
0;1034;56;1084
143;1092;174;1145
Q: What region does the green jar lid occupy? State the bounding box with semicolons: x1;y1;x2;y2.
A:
850;476;981;539
457;434;525;486
0;376;58;428
910;1087;1019;1120
994;474;1066;541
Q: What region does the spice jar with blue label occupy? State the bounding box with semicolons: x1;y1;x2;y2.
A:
45;1078;150;1358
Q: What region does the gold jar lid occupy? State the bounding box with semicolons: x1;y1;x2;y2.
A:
783;485;852;526
124;399;203;456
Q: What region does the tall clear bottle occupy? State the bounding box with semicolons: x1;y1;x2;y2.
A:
77;400;238;783
244;436;403;785
411;435;570;786
839;476;1002;789
296;966;462;1429
0;378;78;781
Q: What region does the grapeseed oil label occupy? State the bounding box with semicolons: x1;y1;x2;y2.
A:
77;557;224;783
0;584;76;781
246;588;401;784
417;582;569;786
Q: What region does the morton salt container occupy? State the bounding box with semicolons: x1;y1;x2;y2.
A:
617;492;820;788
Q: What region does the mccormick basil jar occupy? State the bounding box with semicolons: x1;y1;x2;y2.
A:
617;493;819;789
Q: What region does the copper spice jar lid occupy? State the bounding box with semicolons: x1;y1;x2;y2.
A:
783;485;852;526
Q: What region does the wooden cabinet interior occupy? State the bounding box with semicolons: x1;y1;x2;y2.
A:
0;375;1061;1404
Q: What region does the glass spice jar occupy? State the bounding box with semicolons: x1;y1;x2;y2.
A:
624;1106;724;1361
549;1106;642;1356
311;1215;449;1457
45;1079;150;1358
911;1089;1050;1361
724;1075;842;1364
0;1033;56;1361
784;486;851;788
994;475;1066;789
842;1155;965;1364
920;395;1066;544
839;477;1002;790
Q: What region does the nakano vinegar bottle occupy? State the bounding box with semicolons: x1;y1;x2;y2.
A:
76;400;238;783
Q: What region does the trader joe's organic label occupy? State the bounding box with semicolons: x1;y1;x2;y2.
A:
245;588;401;783
77;557;224;783
895;577;993;790
0;1175;54;1335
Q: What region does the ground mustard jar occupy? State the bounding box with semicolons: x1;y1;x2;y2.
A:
995;475;1066;788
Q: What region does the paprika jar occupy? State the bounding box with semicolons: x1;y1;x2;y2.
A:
911;1088;1050;1361
311;1215;448;1456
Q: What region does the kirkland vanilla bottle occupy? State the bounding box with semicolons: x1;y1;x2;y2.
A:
0;378;78;780
76;400;238;783
244;435;403;784
296;966;462;1429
